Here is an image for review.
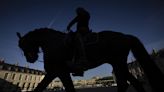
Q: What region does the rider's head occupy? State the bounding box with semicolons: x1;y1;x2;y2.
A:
76;7;87;15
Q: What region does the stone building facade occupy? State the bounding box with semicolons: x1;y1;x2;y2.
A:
128;48;164;80
0;60;45;92
0;48;163;92
112;48;164;85
0;59;115;92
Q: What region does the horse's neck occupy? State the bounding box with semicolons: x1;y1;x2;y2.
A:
40;33;66;51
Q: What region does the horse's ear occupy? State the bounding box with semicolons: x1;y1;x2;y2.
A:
16;32;22;39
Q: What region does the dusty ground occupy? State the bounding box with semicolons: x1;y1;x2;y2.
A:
46;85;153;92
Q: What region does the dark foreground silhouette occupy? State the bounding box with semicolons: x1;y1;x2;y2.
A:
0;78;21;92
17;28;164;92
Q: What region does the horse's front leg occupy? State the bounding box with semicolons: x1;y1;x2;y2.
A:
33;73;56;92
59;72;76;92
112;62;129;92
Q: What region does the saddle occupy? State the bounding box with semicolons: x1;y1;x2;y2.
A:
65;31;99;47
83;32;99;45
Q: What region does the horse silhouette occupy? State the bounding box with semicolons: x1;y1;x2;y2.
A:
17;28;164;92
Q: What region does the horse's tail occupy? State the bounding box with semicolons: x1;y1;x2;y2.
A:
129;35;164;92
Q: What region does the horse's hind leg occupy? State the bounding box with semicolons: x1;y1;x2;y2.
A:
33;73;56;92
130;35;164;92
112;58;145;92
127;72;146;92
58;72;76;92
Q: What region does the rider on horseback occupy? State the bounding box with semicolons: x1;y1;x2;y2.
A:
67;7;90;76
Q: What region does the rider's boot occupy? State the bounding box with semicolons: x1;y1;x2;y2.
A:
72;56;85;76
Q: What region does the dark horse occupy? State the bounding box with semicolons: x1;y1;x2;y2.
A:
17;28;164;92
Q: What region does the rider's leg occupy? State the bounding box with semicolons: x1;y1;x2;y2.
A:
75;27;89;63
72;33;86;76
76;33;87;60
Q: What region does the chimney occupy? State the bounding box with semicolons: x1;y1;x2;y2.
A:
0;58;5;63
15;61;19;66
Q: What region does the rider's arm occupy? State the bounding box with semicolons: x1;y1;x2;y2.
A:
67;16;78;31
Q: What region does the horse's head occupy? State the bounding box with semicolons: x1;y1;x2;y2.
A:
17;32;39;63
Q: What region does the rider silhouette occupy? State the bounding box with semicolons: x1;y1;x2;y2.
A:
67;7;90;76
67;7;90;35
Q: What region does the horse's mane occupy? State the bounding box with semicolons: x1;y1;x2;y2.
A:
23;28;65;39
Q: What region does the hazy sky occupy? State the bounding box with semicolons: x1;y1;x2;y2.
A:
0;0;164;80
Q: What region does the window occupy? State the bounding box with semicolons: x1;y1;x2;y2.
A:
4;73;8;79
29;76;32;81
25;75;28;80
16;82;19;87
27;83;31;89
0;65;3;69
22;83;25;89
8;67;11;70
12;74;15;80
38;77;40;81
21;68;24;72
34;76;36;81
19;74;22;80
15;68;18;71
